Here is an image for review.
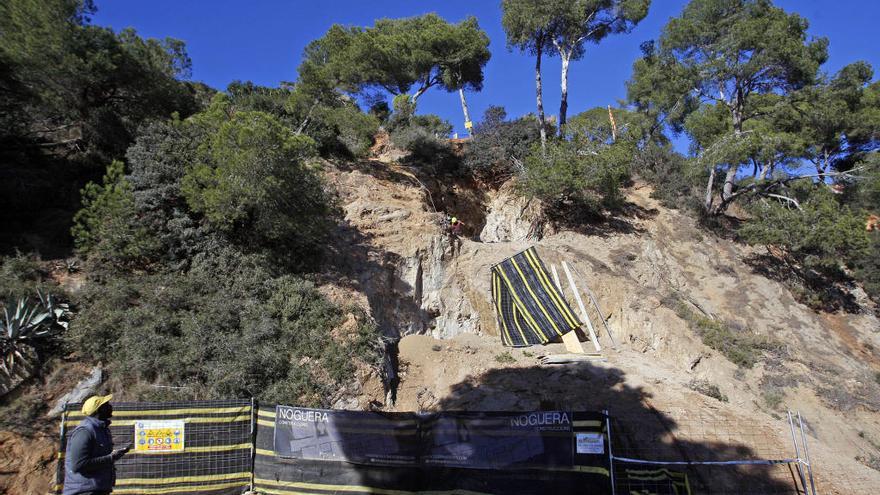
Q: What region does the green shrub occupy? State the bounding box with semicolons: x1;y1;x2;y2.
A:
463;106;541;185
224;81;379;159
387;94;417;132
69;252;381;404
688;379;728;402
740;186;873;309
494;351;515;364
670;296;781;368
855;231;880;302
519;138;630;216
638;145;701;210
762;388;785;410
319;104;380;157
71;160;159;267
226;81;292;123
383;92;454;165
368;99;391;122
176;97;335;269
519;108;635;216
0;253;54;299
390;113;454;165
740;186;869;279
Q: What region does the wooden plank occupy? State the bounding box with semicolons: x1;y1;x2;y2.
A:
551;264;563;293
552;264;585;354
540;354;606;365
562;261;601;352
560;327;586;354
584;283;617;348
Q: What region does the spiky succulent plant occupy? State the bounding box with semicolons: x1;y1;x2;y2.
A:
1;291;69;375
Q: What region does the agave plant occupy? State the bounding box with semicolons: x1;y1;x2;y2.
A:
0;291;69;376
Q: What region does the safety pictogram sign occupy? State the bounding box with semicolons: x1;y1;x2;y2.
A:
134;420;185;452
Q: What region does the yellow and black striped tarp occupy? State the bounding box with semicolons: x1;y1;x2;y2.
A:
55;399;253;495
491;247;581;347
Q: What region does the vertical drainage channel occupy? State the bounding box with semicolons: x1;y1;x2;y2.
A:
383;338;400;407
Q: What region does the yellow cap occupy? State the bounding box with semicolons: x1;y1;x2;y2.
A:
451;217;457;223
81;394;113;416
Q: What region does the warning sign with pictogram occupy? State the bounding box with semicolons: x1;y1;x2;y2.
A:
134;420;185;452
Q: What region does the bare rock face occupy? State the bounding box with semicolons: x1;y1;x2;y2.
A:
385;234;482;339
327;161;487;341
480;183;545;243
48;366;103;417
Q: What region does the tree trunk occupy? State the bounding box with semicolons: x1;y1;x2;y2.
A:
721;163;739;202
411;85;430;104
559;53;570;136
295;98;319;135
817;149;829;182
758;161;771;181
720;107;744;206
704;165;717;212
535;41;547;150
458;88;472;135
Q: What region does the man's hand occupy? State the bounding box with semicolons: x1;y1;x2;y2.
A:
111;445;130;461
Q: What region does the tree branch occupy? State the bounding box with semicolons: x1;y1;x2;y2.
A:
712;165;869;213
765;193;802;210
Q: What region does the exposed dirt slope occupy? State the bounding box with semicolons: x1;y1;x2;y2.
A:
324;154;880;493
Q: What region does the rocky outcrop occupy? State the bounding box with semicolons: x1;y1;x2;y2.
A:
328;161;486;342
372;234;481;340
480;182;545;242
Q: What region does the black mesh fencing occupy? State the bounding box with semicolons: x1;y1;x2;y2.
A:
54;400;833;495
254;406;612;495
55;399;253;495
609;408;814;495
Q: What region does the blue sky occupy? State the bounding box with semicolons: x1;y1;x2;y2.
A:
93;0;880;143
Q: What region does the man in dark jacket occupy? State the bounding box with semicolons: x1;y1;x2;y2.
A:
63;394;129;495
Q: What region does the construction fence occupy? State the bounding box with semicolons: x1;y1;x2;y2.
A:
54;399;253;495
54;400;822;495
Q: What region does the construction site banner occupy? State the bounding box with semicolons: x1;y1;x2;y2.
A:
272;405;420;465
257;406;612;494
55;399;252;495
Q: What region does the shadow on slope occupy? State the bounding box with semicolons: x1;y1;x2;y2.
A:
545;199;657;238
436;363;803;494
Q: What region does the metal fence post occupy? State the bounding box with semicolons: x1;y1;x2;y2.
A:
604;409;616;495
250;397;257;491
55;403;69;494
788;410;808;493
797;411;818;495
